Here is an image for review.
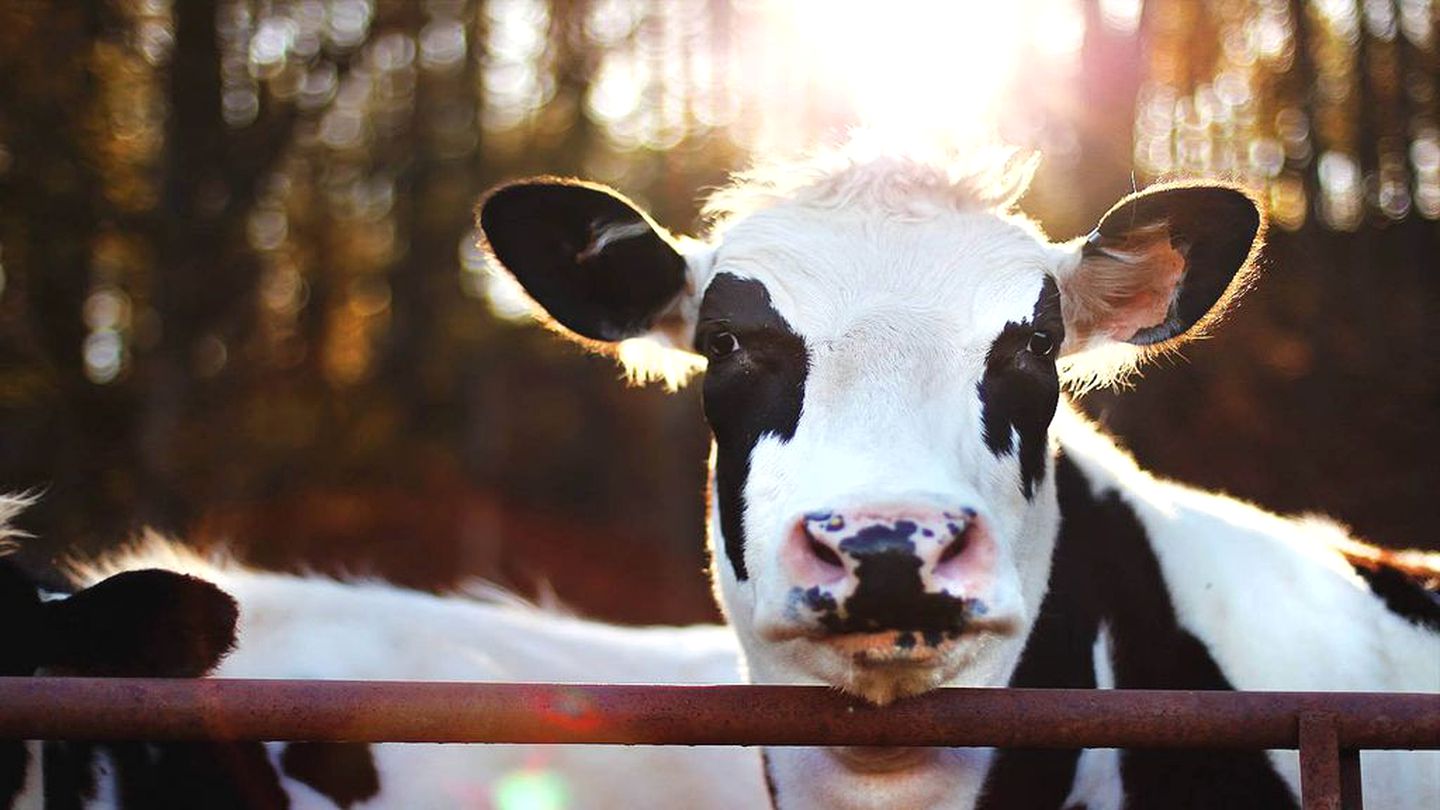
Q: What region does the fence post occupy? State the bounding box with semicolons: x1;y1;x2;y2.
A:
1299;711;1356;810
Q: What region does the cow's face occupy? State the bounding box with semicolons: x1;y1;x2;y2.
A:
480;154;1262;704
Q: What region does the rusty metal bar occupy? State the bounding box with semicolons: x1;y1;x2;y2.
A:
1299;712;1343;810
0;678;1436;749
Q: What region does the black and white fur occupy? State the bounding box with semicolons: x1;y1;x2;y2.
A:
477;144;1440;809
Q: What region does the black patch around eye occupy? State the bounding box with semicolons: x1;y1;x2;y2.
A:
977;276;1063;499
43;740;98;808
699;273;810;581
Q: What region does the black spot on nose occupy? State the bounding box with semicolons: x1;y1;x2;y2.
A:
799;586;838;614
812;520;976;638
838;521;920;560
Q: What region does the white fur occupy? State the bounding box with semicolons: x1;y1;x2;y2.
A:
578;219;654;260
0;492;33;553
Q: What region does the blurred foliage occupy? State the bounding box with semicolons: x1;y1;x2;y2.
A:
0;0;1435;623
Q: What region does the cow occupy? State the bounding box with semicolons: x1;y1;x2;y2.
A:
0;494;288;809
5;498;767;809
48;533;768;809
473;143;1440;809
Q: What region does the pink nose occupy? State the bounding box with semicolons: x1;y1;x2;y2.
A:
784;505;997;608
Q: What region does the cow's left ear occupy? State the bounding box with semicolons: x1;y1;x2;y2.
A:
1056;183;1263;354
41;569;239;677
478;179;691;344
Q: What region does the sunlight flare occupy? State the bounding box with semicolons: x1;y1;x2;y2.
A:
767;0;1084;146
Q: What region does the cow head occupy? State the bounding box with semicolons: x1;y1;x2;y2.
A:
479;149;1262;704
1;496;245;807
0;497;240;679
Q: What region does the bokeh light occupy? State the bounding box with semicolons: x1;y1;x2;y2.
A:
493;767;570;810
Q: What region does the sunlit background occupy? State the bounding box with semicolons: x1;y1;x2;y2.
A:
0;0;1436;631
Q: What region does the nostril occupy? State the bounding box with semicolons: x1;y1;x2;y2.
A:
786;516;850;586
805;529;845;569
938;535;966;564
937;521;970;564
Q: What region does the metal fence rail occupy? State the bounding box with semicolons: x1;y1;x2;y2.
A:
2;678;1436;809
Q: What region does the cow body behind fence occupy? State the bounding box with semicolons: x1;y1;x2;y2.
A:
475;144;1440;809
0;496;287;810
64;542;768;809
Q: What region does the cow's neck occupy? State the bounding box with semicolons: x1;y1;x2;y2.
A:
763;746;993;810
978;425;1297;809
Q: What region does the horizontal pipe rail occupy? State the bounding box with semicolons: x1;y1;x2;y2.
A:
0;678;1436;749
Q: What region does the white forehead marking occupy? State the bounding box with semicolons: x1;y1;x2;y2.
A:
697;145;1060;351
710;205;1055;353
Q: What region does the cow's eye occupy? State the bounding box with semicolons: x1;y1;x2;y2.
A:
1027;330;1055;357
705;330;740;360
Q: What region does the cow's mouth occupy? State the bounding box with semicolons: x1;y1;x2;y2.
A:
799;613;1025;704
824;630;958;666
809;630;967;705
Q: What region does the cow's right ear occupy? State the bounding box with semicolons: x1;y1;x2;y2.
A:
41;569;239;677
478;179;690;344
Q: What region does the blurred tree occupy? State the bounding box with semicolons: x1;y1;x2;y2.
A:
0;0;1434;623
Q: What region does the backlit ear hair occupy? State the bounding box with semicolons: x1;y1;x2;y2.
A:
1056;181;1264;391
0;492;36;556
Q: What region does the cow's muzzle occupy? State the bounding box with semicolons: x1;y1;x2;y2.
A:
782;504;997;646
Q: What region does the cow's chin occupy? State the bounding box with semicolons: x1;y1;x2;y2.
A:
793;627;1006;706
